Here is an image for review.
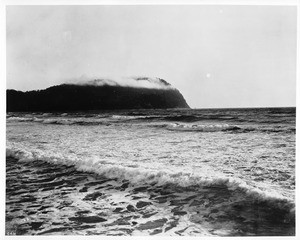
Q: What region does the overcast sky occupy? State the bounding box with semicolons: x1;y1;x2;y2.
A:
6;5;296;108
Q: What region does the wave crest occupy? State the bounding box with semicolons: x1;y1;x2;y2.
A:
165;123;242;132
6;146;294;214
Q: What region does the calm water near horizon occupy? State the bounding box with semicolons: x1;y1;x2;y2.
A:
6;107;295;236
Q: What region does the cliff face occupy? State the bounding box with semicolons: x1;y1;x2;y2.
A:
7;79;190;112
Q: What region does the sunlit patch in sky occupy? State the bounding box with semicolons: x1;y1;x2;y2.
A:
63;31;72;42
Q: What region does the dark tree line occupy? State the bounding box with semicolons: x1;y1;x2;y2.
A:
7;84;190;112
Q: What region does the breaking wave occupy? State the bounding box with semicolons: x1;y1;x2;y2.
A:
6;146;295;216
164;123;242;132
6;115;295;133
154;123;294;134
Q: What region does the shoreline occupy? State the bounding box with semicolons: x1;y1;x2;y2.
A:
6;156;295;236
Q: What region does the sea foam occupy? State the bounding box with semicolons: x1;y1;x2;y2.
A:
6;145;295;215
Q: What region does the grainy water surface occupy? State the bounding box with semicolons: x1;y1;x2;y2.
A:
6;108;295;236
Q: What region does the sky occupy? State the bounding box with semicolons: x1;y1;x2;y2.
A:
6;5;297;108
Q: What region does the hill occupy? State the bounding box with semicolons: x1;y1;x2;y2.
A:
6;78;190;112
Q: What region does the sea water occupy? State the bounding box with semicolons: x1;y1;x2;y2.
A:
6;107;295;236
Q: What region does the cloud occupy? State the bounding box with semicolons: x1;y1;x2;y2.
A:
65;75;175;90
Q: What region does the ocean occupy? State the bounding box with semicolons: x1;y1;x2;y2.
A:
6;107;295;236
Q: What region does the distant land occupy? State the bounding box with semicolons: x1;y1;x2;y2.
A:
6;77;190;112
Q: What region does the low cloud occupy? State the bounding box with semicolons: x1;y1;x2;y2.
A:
66;76;175;90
